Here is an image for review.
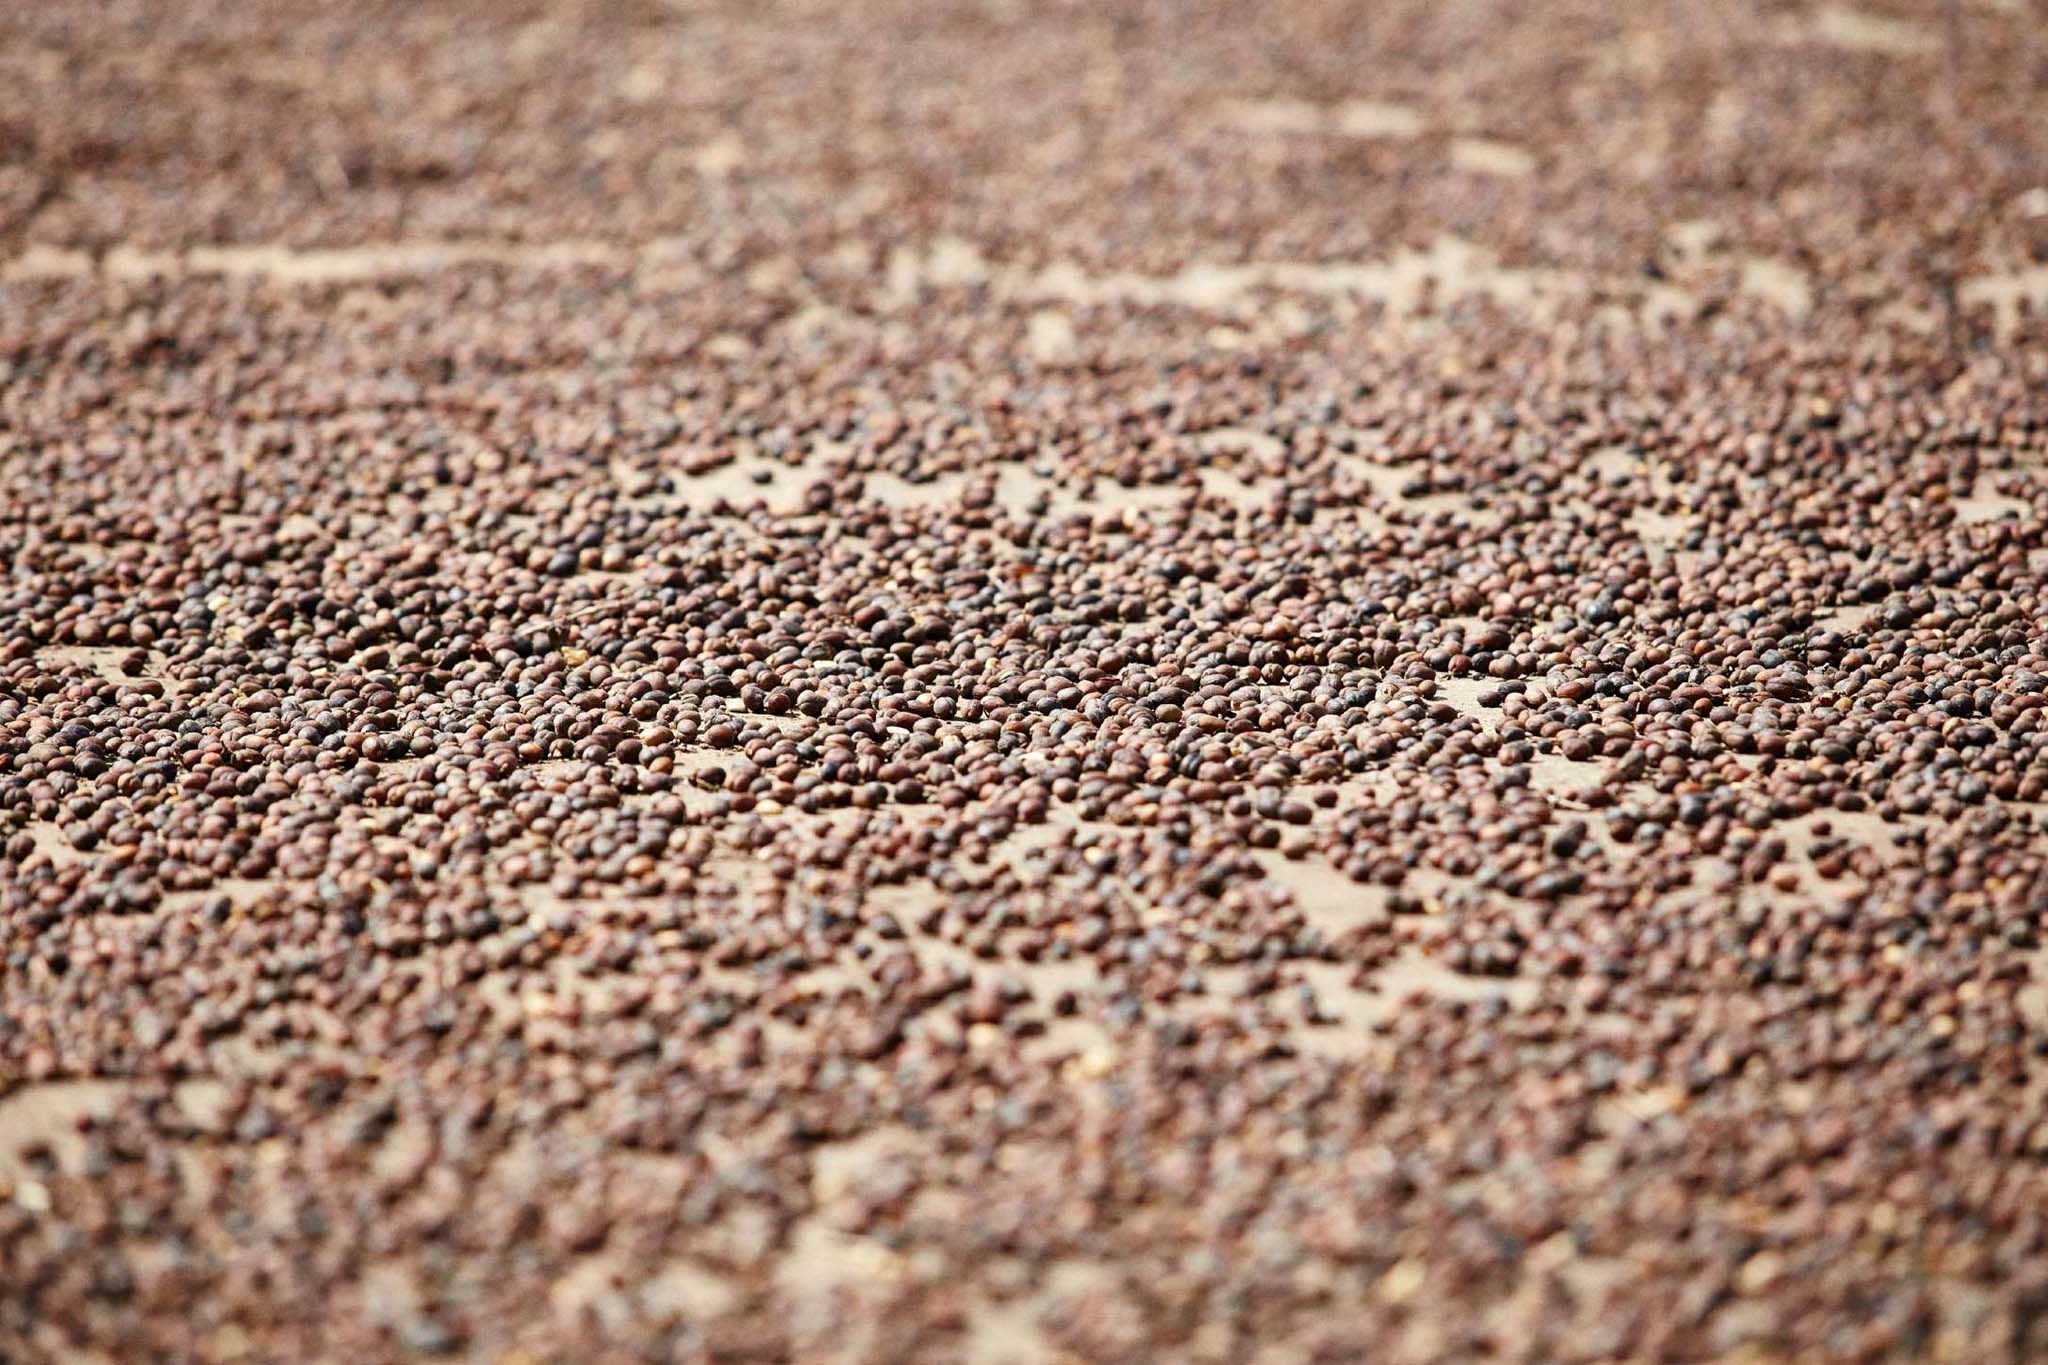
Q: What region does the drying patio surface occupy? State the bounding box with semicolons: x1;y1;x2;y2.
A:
4;0;2048;1360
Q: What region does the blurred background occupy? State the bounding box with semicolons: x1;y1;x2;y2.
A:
4;0;2043;324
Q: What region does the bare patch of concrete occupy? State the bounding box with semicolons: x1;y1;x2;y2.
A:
1217;97;1426;140
1449;137;1536;178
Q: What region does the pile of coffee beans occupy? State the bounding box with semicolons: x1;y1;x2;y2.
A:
4;0;2047;1358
